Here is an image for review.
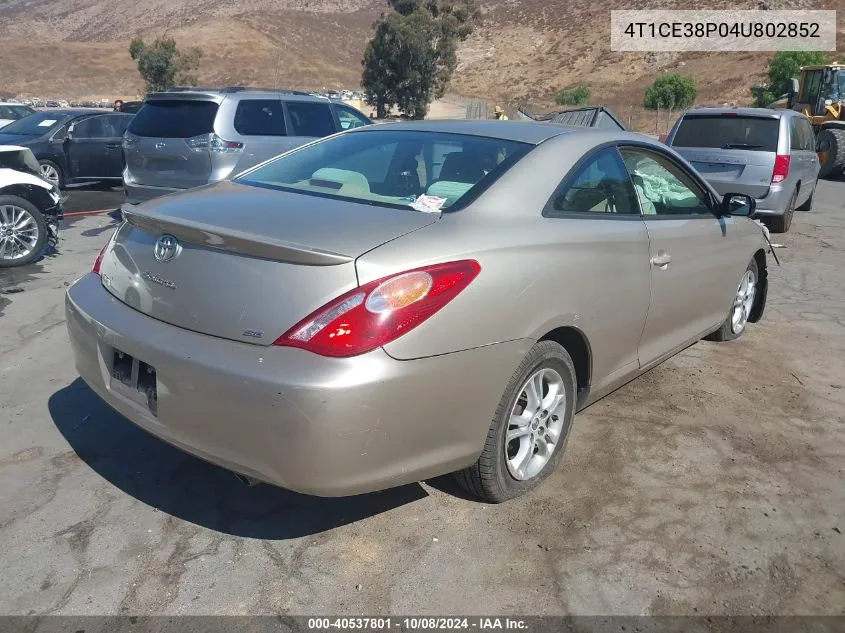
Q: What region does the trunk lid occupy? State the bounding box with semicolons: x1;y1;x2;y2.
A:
673;147;776;199
99;181;438;345
125;99;220;188
670;113;781;199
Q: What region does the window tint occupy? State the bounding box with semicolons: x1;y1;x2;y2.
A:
72;116;108;138
336;105;371;130
620;148;712;216
286;102;336;137
790;118;803;151
0;106;30;119
551;147;638;215
801;118;816;150
236;130;531;211
128;100;219;138
234;99;286;136
672;115;779;152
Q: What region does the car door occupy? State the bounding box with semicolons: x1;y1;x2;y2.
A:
65;115;112;179
101;113;134;178
788;116;812;201
544;146;651;382
618;145;748;367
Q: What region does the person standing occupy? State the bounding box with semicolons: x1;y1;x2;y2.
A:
493;105;508;120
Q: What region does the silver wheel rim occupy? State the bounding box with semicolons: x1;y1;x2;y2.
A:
731;269;756;334
40;163;59;186
505;367;567;481
0;204;40;261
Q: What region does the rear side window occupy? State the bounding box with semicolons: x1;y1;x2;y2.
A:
128;100;219;138
286;102;336;137
672;115;779;152
234;99;286;136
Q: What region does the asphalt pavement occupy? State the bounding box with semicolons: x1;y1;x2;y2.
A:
0;182;844;615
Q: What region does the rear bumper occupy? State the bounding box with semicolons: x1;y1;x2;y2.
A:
123;179;185;205
753;183;794;216
65;273;528;496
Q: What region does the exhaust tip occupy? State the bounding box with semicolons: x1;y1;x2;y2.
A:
232;472;260;487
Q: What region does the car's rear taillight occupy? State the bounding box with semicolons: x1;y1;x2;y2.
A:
274;260;482;357
772;154;791;183
92;243;108;275
185;133;243;153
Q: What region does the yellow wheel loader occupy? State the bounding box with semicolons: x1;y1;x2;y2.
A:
775;64;845;179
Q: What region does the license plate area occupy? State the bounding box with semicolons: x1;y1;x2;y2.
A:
110;349;158;416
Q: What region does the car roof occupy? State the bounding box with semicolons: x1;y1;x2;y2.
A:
350;119;650;145
145;88;331;103
681;107;787;119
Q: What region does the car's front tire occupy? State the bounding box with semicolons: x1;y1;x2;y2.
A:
0;195;48;268
38;160;64;189
706;258;759;342
455;340;577;503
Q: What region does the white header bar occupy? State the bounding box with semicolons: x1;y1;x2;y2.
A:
611;10;837;52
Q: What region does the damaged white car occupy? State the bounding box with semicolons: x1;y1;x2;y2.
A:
0;145;64;267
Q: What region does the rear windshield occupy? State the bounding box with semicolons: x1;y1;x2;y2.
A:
128;100;219;138
672;115;779;152
235;129;532;211
0;111;67;136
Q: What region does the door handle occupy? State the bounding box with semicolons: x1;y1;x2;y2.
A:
105;144;121;150
651;253;672;268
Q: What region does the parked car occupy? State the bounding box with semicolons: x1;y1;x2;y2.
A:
0;103;36;130
122;87;373;204
66;121;769;502
665;107;820;233
0;110;134;189
0;144;64;267
45;101;59;108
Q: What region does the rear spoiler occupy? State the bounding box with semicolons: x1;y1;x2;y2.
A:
120;204;353;266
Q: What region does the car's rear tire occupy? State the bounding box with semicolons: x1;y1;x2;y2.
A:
796;183;815;211
454;340;577;503
817;127;845;180
38;160;64;189
705;258;759;342
765;189;796;233
0;195;48;268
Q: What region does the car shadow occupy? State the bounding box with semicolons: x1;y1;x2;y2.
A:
48;379;428;539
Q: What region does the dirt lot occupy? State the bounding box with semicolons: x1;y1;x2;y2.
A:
0;182;844;616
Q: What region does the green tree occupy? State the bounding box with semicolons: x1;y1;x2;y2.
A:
554;85;591;106
749;51;829;107
129;35;203;94
766;50;828;96
644;74;696;110
361;0;478;119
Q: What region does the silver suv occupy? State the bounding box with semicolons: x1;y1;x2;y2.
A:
666;107;820;233
122;87;371;204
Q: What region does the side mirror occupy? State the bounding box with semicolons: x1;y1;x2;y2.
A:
721;193;756;219
790;78;799;95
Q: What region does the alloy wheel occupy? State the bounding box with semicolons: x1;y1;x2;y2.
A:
0;204;40;261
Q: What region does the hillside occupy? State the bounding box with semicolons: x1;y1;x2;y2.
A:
0;0;842;112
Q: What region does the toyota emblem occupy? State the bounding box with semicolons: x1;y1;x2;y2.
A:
155;142;166;150
153;235;181;263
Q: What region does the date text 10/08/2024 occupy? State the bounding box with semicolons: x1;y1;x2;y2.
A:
307;618;529;630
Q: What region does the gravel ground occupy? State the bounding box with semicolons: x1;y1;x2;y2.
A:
0;182;843;616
